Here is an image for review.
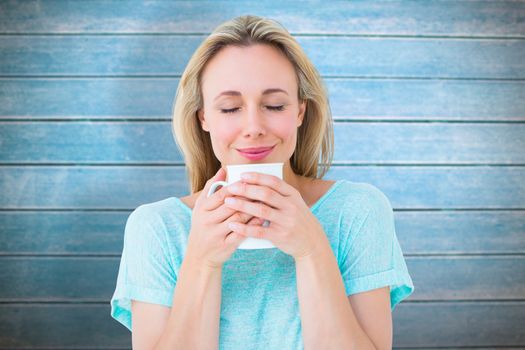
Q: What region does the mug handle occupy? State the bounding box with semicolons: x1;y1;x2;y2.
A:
207;181;228;197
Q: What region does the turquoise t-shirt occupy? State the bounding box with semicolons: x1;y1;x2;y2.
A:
110;179;414;348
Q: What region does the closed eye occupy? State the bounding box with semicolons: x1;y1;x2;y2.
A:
221;106;285;114
221;107;240;114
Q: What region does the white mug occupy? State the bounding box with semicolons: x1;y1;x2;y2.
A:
207;163;283;249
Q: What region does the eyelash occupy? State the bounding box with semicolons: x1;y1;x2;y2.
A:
221;105;285;114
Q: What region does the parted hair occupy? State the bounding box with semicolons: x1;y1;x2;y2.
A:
171;15;334;193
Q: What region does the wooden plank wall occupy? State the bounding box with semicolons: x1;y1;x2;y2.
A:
1;1;524;348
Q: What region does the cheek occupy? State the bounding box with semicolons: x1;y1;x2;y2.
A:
271;116;298;141
210;122;239;146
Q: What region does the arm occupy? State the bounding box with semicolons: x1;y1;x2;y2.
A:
295;235;391;349
132;255;223;350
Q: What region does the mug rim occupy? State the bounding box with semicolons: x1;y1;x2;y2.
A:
226;162;283;170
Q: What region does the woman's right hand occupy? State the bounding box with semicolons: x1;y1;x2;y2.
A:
185;167;261;269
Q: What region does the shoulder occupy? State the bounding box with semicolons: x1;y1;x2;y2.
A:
317;179;390;207
327;180;394;226
345;182;395;236
129;197;178;222
358;182;392;211
125;197;187;240
329;182;396;252
336;180;392;208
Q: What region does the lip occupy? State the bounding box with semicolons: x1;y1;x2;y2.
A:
237;145;275;161
237;146;274;153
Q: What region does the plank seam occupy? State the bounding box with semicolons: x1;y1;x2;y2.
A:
333;119;525;123
1;75;525;81
2;118;525;123
1;32;524;40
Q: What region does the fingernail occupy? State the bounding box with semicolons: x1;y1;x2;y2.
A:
225;197;236;205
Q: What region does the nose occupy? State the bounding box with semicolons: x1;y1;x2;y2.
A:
241;104;266;137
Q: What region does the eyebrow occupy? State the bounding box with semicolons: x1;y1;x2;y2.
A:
213;88;289;101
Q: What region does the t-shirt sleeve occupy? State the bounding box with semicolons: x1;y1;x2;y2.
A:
339;185;414;311
110;205;177;331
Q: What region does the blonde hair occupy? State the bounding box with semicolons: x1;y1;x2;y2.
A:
172;15;334;193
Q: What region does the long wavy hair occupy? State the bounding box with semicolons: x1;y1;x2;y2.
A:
172;15;334;193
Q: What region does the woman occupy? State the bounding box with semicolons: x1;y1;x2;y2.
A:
111;15;414;349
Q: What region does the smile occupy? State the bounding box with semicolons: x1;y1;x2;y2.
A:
237;146;275;161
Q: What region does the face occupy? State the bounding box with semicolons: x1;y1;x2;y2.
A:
198;44;306;168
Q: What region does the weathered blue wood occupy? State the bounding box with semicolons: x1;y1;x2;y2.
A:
0;1;523;36
0;302;524;347
2;36;524;78
393;302;525;347
1;211;524;255
1;166;523;209
0;305;131;348
1;79;524;120
0;257;119;300
2;122;525;163
0;212;128;255
0;256;523;301
395;211;525;255
408;257;525;300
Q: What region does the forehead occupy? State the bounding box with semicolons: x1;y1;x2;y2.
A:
200;44;298;97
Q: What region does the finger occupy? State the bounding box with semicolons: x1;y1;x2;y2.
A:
224;197;278;223
246;217;264;226
237;172;295;197
222;209;254;225
202;184;232;211
205;202;255;226
226;181;282;209
227;221;275;240
224;231;247;249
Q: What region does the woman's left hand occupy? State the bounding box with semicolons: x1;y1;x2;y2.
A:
224;172;326;259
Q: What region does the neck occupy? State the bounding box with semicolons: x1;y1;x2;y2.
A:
283;160;304;193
